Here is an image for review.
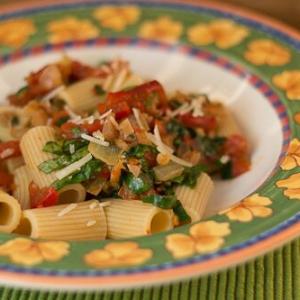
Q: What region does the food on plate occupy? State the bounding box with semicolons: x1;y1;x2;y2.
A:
0;56;250;240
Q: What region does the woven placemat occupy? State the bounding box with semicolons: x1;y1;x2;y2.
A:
0;238;299;300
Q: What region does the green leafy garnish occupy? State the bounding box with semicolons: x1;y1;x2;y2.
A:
142;195;191;223
43;139;88;155
94;84;106;96
124;172;153;194
55;115;70;127
126;144;157;159
172;165;205;188
52;159;102;190
39;147;89;174
196;135;226;158
43;141;64;155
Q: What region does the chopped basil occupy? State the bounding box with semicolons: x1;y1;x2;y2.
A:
39;147;89;174
172;165;205;188
94;84;106;96
124;172;153;194
43;139;88;155
16;86;28;96
126;144;157;159
43;141;64;155
55;115;70;127
52;159;102;190
71;127;83;138
142;195;191;223
196;135;226;158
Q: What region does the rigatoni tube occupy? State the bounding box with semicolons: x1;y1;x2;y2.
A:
16;200;107;241
57;183;86;205
175;173;213;222
104;199;173;239
0;191;21;233
13;165;32;209
20;126;57;188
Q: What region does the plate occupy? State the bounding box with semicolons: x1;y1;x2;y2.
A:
0;0;299;291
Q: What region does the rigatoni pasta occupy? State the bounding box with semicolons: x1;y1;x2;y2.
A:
104;200;173;239
0;191;21;233
0;56;251;241
16;200;107;240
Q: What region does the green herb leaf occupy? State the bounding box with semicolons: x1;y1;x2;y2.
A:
94;84;106;96
52;159;102;190
39;147;89;174
43;141;64;155
126;144;157;159
173;200;191;223
142;194;177;209
172;165;205;188
196;135;226;158
124;172;153;194
55;115;70;127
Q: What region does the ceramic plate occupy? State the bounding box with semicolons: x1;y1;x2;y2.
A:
0;0;299;291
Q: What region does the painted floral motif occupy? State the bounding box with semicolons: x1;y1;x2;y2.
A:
138;17;183;43
276;173;300;200
220;194;272;222
166;221;230;258
280;138;300;170
93;5;140;31
187;19;249;49
0;19;36;48
0;238;69;266
244;39;291;66
273;70;300;100
84;242;152;267
47;17;99;43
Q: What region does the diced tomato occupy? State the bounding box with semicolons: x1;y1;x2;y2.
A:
70;60;107;81
29;182;59;208
99;167;111;180
0;141;21;160
51;111;70;126
81;119;102;134
179;113;217;132
0;170;13;191
60;122;81;139
100;80;168;118
231;156;251;177
224;134;249;156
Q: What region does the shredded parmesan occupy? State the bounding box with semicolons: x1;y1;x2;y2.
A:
168;102;191;118
57;203;77;217
86;220;97;227
55;153;93;180
41;85;65;102
133;108;149;130
109;116;119;130
99;109;112;120
89;202;98;210
148;125;193;167
0;148;14;159
69;144;75;154
220;155;230;164
92;130;105;141
81;133;110;146
99;201;111;207
64;105;81;122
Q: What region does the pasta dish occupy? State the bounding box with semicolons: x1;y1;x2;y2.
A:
0;57;250;240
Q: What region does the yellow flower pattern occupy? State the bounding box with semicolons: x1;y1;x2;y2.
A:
273;70;300;100
138;17;183;43
0;19;36;48
93;5;140;31
0;238;69;266
220;194;272;222
47;17;99;43
187;19;249;49
276;173;300;200
84;242;152;267
244;39;291;66
280;138;300;170
166;221;230;258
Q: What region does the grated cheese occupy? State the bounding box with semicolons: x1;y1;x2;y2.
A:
0;148;14;159
99;201;111;207
99;109;112;120
57;203;77;217
168;102;190;118
69;144;75;154
220;155;230;164
133;108;149;131
149;125;193;167
64;105;81;123
86;220;97;227
92;130;105;141
55;153;93;180
81;133;109;147
109;116;119;130
89;202;98;210
41;85;65;102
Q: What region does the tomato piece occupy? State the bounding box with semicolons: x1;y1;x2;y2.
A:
0;141;21;160
60;122;81;139
81;120;102;134
0;170;13;190
179;113;217;132
224;134;249;156
51;111;70;127
231;156;251;177
29;182;59;208
99;167;111;180
103;80;167;116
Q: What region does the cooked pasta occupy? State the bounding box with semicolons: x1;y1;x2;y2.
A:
104;199;173;239
20;126;57;188
0;56;250;240
15;200;107;240
175;173;214;222
0;191;21;233
13;165;32;209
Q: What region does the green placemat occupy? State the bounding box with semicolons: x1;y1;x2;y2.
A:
0;238;299;300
